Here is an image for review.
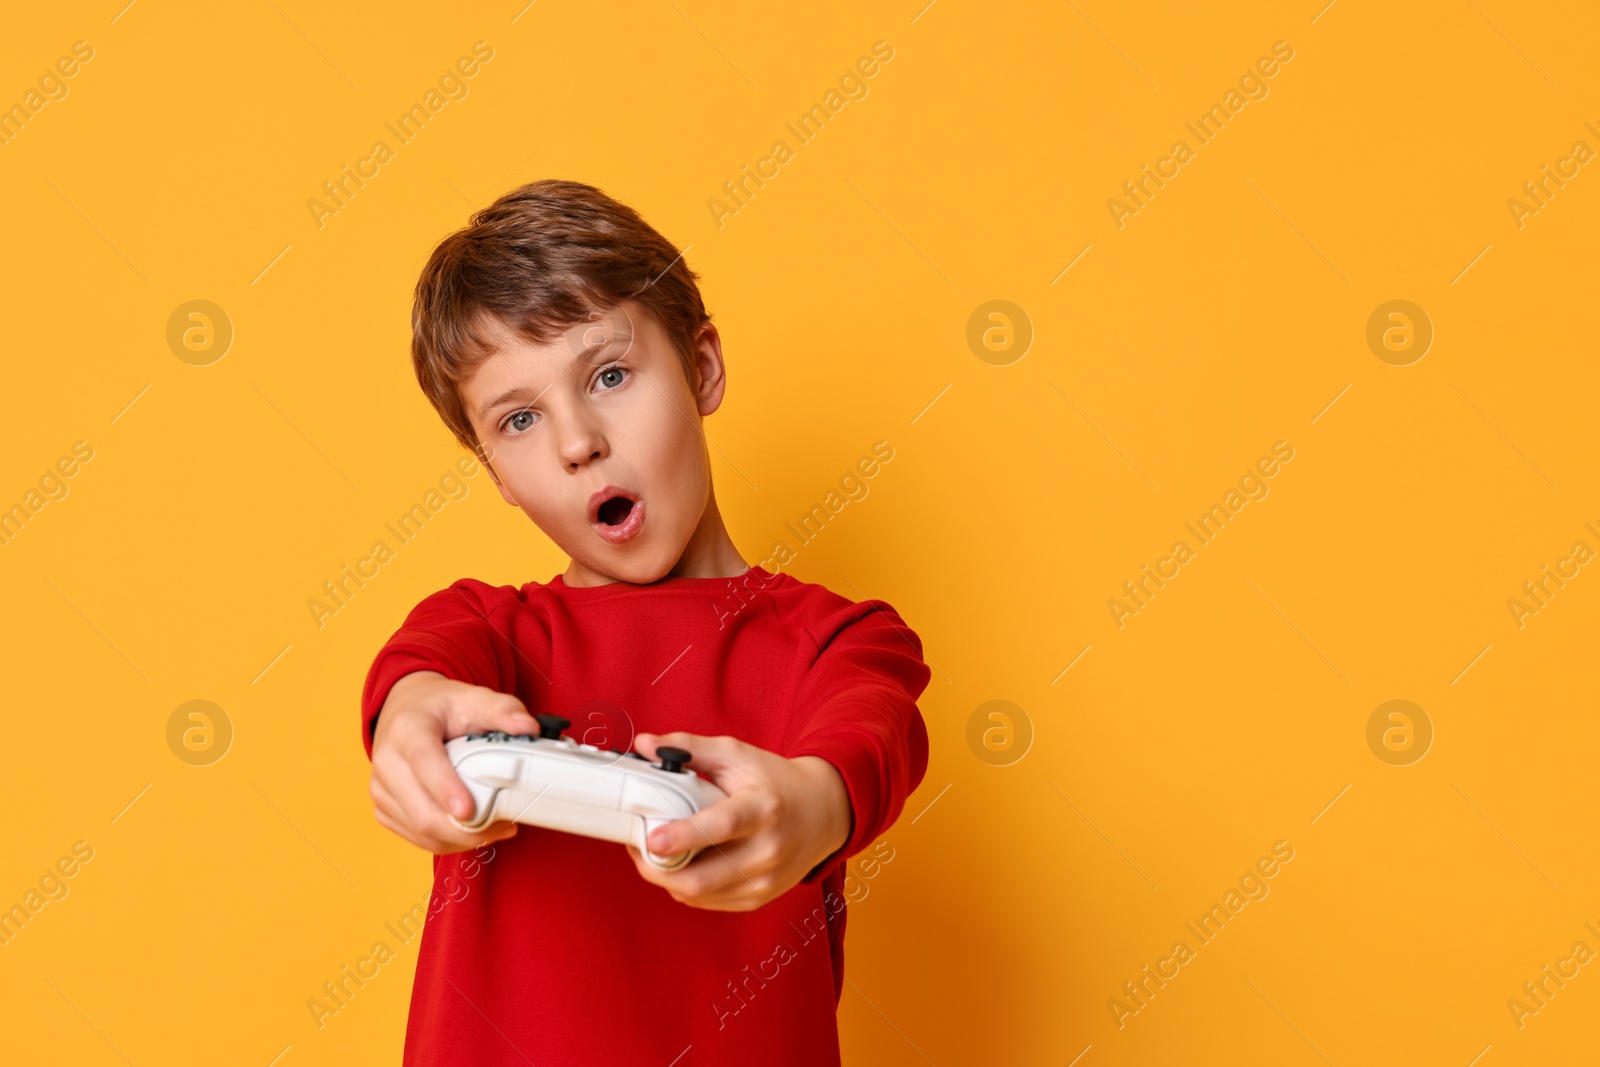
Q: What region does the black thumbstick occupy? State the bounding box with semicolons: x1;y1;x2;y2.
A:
535;714;570;740
656;746;691;773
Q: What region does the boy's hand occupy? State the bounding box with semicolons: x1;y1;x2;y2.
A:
369;670;541;854
625;732;851;911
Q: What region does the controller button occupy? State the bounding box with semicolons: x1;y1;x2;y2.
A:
656;746;691;774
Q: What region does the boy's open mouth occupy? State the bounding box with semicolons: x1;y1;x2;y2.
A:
588;486;645;544
597;496;634;526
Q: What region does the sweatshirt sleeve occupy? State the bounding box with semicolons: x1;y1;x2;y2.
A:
358;579;532;759
784;596;932;882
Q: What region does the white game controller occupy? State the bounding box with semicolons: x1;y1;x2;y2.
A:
445;713;726;871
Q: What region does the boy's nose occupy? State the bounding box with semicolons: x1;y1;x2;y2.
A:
558;421;607;469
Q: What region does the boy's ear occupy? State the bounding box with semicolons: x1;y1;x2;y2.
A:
689;319;728;417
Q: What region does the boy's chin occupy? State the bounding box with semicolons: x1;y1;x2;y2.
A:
566;551;676;588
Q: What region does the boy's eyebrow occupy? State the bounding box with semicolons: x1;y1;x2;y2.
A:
478;383;549;420
474;335;632;420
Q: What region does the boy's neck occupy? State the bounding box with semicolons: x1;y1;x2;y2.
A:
562;492;749;588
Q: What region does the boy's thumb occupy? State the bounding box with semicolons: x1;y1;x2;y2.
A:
636;731;738;771
496;705;540;735
463;692;538;735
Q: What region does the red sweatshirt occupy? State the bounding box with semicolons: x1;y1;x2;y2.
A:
359;565;931;1066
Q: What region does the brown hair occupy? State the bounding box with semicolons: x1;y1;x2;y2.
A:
410;179;710;461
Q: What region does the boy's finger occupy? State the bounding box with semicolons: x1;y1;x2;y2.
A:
438;821;517;855
635;731;749;773
646;790;756;856
373;801;428;851
408;737;479;822
376;792;463;855
631;731;675;760
391;758;517;853
371;777;404;823
387;767;466;847
453;690;539;738
375;756;441;832
634;844;760;907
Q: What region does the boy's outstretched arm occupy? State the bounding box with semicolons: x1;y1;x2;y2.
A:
628;596;932;910
361;580;544;854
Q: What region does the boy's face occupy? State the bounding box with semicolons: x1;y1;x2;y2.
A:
459;299;727;586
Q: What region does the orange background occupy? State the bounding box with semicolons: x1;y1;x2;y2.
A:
2;1;1597;1064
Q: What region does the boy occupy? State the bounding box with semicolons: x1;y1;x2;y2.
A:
361;179;931;1065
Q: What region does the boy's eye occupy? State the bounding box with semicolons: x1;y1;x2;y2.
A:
597;366;626;389
505;410;535;432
